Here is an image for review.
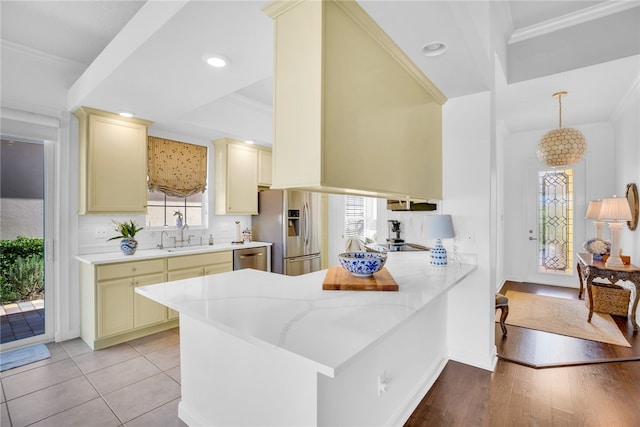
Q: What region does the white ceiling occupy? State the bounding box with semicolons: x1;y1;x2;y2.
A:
1;1;638;143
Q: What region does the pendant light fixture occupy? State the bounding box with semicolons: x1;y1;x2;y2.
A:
536;91;586;167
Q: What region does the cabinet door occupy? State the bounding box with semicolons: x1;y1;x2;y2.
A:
168;267;204;281
87;114;149;213
204;262;233;276
134;273;167;328
227;144;258;214
258;149;272;187
97;278;134;338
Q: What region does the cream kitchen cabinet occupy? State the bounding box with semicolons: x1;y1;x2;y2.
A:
167;251;233;280
78;250;236;349
80;258;175;350
73;107;153;214
264;1;446;201
258;147;272;187
213;138;261;215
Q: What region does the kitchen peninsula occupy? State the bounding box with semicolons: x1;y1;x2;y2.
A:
136;252;476;426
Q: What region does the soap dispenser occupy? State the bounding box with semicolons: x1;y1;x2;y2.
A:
208;234;214;245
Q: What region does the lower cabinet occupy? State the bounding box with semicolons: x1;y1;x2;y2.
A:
80;251;234;349
81;258;174;350
133;273;168;328
167;251;233;279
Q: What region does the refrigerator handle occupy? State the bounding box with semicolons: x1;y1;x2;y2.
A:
304;201;310;247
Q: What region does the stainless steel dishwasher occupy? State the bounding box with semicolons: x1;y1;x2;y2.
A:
233;246;268;271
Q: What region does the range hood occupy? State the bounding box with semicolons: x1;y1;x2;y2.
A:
263;0;446;201
387;199;438;212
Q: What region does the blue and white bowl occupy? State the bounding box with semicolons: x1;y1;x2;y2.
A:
338;252;387;277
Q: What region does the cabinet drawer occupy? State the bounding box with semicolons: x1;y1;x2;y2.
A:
97;259;165;281
167;251;232;271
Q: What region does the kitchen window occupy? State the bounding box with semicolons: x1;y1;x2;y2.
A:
146;136;208;228
146;190;205;227
344;196;378;243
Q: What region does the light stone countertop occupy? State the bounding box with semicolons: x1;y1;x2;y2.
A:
75;241;272;265
135;252;476;377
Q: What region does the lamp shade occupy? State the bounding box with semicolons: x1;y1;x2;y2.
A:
585;200;602;219
423;215;455;239
598;196;632;221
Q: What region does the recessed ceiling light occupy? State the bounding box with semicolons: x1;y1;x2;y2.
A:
422;42;447;57
118;111;134;118
204;54;229;68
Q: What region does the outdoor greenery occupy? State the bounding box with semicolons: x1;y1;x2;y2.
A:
0;237;44;304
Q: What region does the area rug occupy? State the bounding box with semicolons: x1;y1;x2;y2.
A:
0;343;51;371
500;290;631;347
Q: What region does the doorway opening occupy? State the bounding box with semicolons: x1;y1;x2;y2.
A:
0;138;45;344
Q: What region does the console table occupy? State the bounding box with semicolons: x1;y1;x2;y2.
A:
577;252;640;331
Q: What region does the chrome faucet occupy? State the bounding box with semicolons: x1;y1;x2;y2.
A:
156;230;169;249
179;223;188;246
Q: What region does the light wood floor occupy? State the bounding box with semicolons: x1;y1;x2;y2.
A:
405;281;640;426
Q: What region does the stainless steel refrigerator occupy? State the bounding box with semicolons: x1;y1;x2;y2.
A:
252;190;321;275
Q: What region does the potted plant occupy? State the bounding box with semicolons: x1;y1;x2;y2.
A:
174;210;184;228
108;219;143;255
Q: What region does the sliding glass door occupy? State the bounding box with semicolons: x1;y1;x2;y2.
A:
0;137;53;349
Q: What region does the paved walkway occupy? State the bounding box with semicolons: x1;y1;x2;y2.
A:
0;299;45;344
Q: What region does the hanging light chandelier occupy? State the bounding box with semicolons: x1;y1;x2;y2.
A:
536;91;586;167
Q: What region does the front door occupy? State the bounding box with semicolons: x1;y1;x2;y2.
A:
525;160;586;288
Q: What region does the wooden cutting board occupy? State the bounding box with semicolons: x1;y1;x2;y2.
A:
322;267;399;291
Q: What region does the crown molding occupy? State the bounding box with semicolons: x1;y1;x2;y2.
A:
509;1;639;45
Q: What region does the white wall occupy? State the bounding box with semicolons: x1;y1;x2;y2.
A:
611;82;639;265
442;91;495;371
0;199;43;239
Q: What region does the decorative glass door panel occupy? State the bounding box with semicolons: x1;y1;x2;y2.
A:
537;169;574;274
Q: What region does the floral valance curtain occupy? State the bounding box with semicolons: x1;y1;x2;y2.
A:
147;136;207;197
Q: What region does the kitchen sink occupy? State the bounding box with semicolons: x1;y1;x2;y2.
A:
162;246;209;253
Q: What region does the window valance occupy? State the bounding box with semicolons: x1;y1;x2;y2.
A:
147;136;207;197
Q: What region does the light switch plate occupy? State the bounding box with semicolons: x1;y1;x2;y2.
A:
95;226;107;238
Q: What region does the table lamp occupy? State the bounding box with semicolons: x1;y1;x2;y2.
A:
585;200;603;240
598;195;632;267
423;215;455;266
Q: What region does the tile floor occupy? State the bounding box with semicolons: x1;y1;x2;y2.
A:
0;328;186;427
0;300;45;344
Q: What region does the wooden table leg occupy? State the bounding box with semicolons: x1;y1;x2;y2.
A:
586;276;594;323
630;283;640;332
577;261;584;299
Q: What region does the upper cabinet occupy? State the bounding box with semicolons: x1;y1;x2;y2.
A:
73;107;153;214
264;0;447;201
213;138;272;215
258;148;272;187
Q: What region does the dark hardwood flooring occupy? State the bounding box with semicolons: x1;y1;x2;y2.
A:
406;359;640;426
497;281;640;368
405;281;640;426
